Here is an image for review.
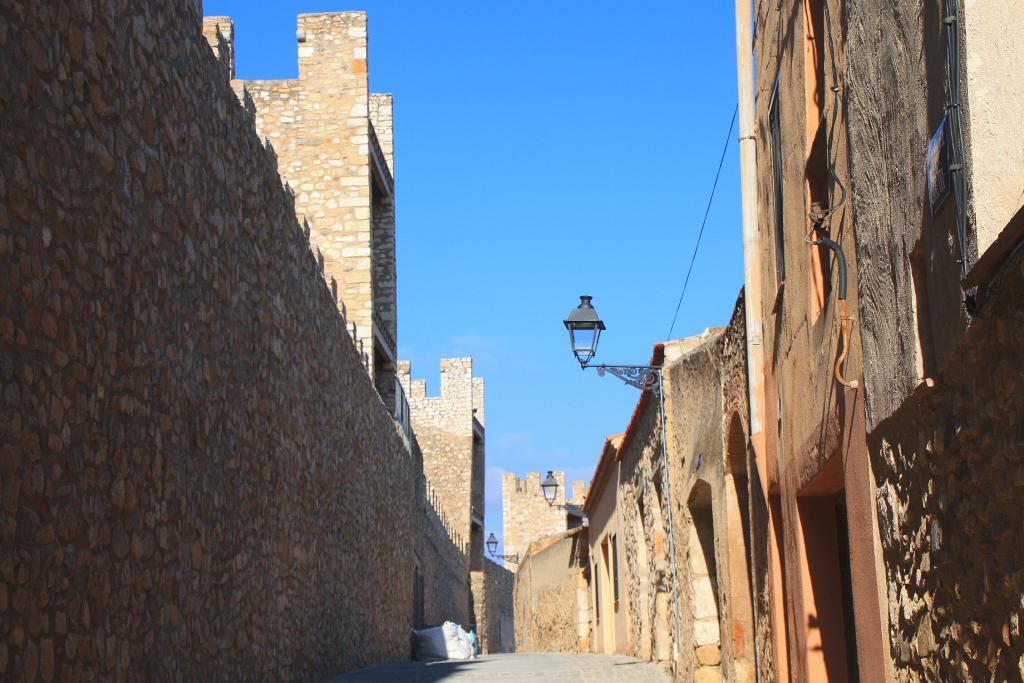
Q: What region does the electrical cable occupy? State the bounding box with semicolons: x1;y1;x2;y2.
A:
943;0;977;312
805;0;847;238
666;104;738;340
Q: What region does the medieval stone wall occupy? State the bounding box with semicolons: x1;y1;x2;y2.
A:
235;12;397;373
501;471;585;571
401;359;482;554
416;469;471;630
0;3;417;680
872;253;1024;675
868;211;1024;683
618;395;676;668
471;559;515;654
513;530;588;653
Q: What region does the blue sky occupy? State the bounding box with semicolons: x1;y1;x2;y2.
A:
205;1;744;556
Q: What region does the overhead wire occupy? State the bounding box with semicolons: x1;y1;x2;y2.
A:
666;104;738;340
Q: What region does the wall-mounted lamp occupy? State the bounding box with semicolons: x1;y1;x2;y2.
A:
541;471;559;506
486;532;519;564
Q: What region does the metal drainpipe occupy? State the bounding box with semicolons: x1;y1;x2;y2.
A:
656;371;684;671
734;0;771;677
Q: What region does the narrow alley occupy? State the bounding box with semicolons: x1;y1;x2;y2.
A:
2;0;1022;681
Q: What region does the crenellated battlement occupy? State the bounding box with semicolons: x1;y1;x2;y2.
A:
214;11;397;390
502;471;587;573
202;16;234;79
401;357;487;569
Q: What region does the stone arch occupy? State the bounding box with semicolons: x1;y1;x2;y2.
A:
724;412;757;681
687;479;722;678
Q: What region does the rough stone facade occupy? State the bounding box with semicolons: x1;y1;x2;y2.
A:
471;559;515;654
512;528;590;654
414;467;471;631
0;3;418;680
843;0;1024;678
868;248;1024;680
230;12;398;394
661;301;755;683
567;299;754;682
400;358;485;572
502;471;586;572
749;0;891;678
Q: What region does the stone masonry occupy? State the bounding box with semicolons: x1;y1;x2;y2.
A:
868;247;1024;680
400;358;485;565
227;12;398;387
471;559;516;654
502;472;586;572
0;3;418;679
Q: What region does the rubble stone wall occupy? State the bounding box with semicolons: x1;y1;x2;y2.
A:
513;531;587;653
0;3;417;680
502;471;585;570
618;400;676;666
471;559;515;653
401;359;481;551
236;12;397;370
416;470;471;629
870;247;1024;681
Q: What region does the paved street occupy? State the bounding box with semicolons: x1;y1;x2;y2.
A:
325;653;672;682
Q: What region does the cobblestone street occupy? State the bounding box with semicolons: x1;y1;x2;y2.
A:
325;654;673;682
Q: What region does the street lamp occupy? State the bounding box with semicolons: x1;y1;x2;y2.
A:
563;295;660;391
563;295;605;365
561;293;682;662
485;532;519;564
541;471;559;506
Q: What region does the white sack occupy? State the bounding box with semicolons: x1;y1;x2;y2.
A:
411;625;448;661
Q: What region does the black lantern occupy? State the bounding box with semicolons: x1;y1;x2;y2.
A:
486;532;498;557
541;471;559;506
563;295;606;366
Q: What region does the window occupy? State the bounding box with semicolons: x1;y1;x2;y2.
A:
770;78;786;284
611;534;620;606
593;561;601;624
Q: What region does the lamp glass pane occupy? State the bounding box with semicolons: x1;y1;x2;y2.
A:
572;327;596;353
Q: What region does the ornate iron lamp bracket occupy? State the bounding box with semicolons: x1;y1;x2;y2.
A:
584;364;662;393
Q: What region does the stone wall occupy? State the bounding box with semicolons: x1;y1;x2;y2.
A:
400;358;484;563
501;471;585;571
868;214;1024;682
471;559;515;654
513;529;589;653
617;386;677;668
416;472;470;630
234;12;397;376
844;1;1024;679
0;3;417;680
609;315;754;682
